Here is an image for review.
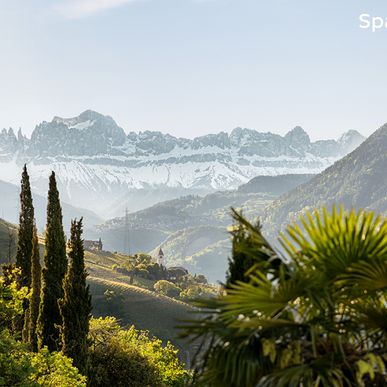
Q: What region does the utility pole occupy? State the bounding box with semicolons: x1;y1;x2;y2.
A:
124;207;130;256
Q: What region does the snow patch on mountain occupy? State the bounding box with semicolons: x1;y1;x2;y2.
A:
0;110;366;217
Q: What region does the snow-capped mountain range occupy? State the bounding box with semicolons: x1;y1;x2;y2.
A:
0;110;365;218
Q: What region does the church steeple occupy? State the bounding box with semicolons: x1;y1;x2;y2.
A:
157;248;164;266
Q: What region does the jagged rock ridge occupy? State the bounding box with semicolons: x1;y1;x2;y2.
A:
0;110;365;217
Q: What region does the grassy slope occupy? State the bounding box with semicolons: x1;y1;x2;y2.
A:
0;218;18;264
84;250;196;364
0;231;196;364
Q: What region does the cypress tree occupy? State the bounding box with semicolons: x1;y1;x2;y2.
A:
15;164;34;288
226;209;281;287
22;224;41;351
15;164;35;333
226;221;257;286
37;171;68;351
59;218;91;374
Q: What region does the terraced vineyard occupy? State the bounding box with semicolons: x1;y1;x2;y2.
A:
85;250;197;364
0;225;198;364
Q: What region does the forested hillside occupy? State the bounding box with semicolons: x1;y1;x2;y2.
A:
264;123;387;234
87;173;315;281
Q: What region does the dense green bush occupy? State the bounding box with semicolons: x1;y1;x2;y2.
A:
193;274;207;284
146;262;168;280
0;331;86;387
88;317;189;386
0;267;28;330
154;280;182;298
0;329;34;386
29;348;87;386
179;284;216;301
128;261;167;281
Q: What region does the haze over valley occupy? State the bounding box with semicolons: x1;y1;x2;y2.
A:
0;110;372;281
0;109;364;217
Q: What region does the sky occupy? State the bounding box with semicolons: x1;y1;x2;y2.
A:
1;0;387;140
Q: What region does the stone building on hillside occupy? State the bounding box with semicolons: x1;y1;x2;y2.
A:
84;238;103;251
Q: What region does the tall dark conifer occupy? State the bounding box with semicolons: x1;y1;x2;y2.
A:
59;218;91;374
15;164;34;288
37;172;67;351
22;224;41;351
226;209;281;287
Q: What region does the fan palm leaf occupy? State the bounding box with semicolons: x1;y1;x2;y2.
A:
181;207;387;386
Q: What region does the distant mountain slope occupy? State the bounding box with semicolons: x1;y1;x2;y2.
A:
89;173;315;281
0;110;365;217
0;179;103;231
264;123;387;233
149;227;230;283
88;191;274;254
238;174;314;195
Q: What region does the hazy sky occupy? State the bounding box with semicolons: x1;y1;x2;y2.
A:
1;0;387;140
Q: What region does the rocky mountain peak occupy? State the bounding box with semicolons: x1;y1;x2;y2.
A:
78;109;107;121
338;130;365;152
285;126;311;147
29;110;126;156
0;110;371;219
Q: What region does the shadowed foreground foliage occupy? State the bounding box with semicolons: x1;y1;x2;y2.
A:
182;207;387;386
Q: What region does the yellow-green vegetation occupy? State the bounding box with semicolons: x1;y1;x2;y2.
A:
1;266;191;386
88;316;189;386
1;167;190;386
88;276;195;364
183;207;387;386
84;250;214;364
86;249;218;304
0;271;87;386
154;280;182;298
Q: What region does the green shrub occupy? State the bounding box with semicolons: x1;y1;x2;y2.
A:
103;289;124;315
88;317;189;386
0;330;86;386
29;348;87;386
0;330;34;386
136;268;150;279
146;263;168;281
179;285;216;300
154;280;181;298
193;274;207;284
0;267;28;330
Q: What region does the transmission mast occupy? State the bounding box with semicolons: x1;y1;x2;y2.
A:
124;207;131;256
